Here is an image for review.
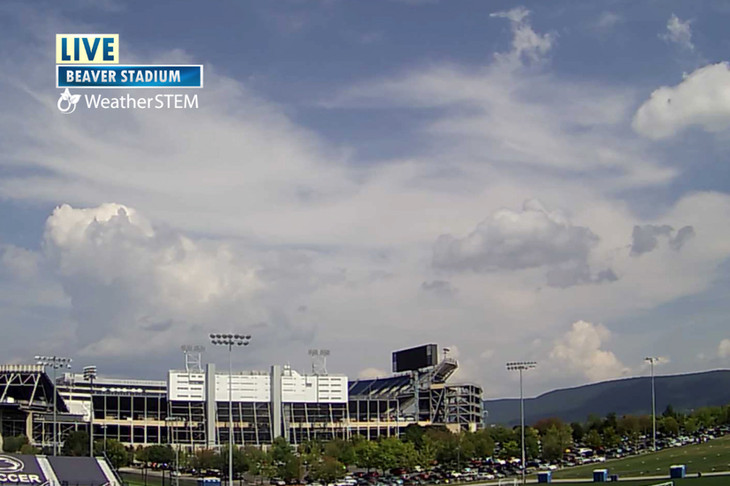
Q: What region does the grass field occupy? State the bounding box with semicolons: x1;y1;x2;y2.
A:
552;478;730;485
550;435;730;480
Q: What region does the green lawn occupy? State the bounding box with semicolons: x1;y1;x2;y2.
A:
550;435;730;480
552;478;729;486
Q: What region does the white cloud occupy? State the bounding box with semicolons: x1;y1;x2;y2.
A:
433;199;614;287
549;320;630;382
719;339;730;359
490;7;554;65
633;63;730;139
43;203;268;357
660;14;694;51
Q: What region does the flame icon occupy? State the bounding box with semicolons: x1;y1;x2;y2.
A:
57;88;80;114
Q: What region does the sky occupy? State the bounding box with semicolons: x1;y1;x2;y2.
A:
1;0;730;399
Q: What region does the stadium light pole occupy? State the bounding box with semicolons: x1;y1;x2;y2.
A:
83;365;97;457
645;357;660;452
506;361;536;485
209;333;251;486
36;355;72;456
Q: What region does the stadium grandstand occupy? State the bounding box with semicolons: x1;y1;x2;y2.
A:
0;345;482;449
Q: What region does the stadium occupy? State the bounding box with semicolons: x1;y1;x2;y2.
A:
0;344;482;450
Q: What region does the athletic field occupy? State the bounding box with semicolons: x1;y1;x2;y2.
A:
549;434;730;481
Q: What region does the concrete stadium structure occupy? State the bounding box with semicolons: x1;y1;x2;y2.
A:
0;346;482;449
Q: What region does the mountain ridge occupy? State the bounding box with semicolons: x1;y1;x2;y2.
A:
483;369;730;426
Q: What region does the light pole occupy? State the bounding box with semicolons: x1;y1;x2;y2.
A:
84;365;97;457
645;357;659;452
36;355;72;455
166;416;186;486
209;333;251;486
506;361;536;485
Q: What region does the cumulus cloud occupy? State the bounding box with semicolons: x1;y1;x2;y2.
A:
490;7;554;64
433;200;614;287
630;224;695;256
434;200;596;272
660;14;694;51
719;339;730;359
633;63;730;139
41;203;313;358
549;320;630;382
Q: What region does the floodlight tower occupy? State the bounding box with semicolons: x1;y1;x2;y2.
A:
209;333;251;486
83;365;97;457
506;361;537;485
645;357;660;452
181;345;206;373
35;355;73;455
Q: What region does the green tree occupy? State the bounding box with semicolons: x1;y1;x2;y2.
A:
2;435;29;453
584;429;602;450
136;445;150;465
310;456;345;483
191;448;219;471
354;439;378;470
424;428;459;465
617;415;641;445
540;425;572;462
684;417;699;435
373;437;405;472
499;440;520;460
415;435;437;468
601;427;620;449
638;415;652;435
147;445;175;465
533;417;565;436
271;436;294;463
467;430;495;458
488;425;515;444
279;455;302;482
693;407;717;428
519;427;540;460
62;431;90;456
103;439;129;469
218;445;248;477
324;439;357;468
243;446;275;480
402;424;426;450
570;422;584;443
660;416;679;437
19;444;40;455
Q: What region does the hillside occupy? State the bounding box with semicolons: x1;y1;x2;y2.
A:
484;369;730;426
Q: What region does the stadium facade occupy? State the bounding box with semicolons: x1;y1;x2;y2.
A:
0;345;482;449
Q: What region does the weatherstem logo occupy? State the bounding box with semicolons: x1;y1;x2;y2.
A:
57;88;80;114
55;34;203;114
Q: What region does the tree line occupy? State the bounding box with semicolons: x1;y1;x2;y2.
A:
2;403;728;482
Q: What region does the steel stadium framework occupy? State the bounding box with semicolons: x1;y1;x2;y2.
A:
0;345;482;449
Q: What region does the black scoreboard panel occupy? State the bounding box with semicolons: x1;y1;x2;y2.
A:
392;344;438;372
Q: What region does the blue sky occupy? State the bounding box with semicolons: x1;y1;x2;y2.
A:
2;0;730;398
